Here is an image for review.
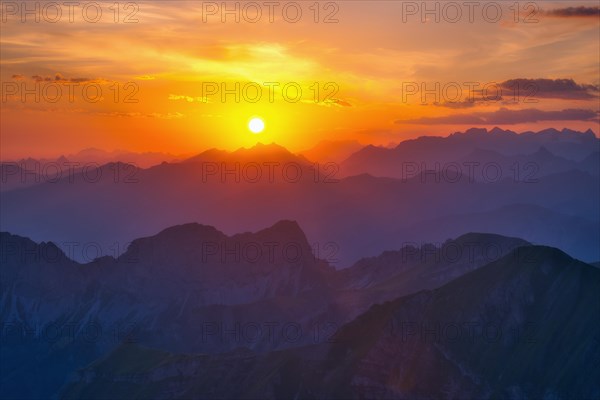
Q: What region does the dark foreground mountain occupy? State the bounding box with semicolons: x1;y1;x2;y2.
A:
61;245;600;400
316;246;600;399
1;224;531;398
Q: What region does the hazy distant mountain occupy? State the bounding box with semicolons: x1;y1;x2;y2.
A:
64;148;185;168
1;161;597;265
581;151;600;176
300;139;364;163
322;233;531;327
456;146;590;180
0;149;182;192
183;142;313;172
403;203;600;261
60;245;600;399
337;232;529;290
340;127;599;179
0;163;37;192
1;128;598;265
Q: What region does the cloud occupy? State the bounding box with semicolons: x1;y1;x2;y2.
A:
32;75;53;82
433;101;478;109
395;108;599;125
499;78;599;100
168;94;211;103
25;73;107;84
148;112;184;119
97;111;184;119
300;98;353;107
543;6;600;17
328;98;352;107
431;78;598;109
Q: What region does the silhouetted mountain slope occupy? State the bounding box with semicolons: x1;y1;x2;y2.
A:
1;220;332;315
340;127;599;178
316;245;600;399
2;164;596;265
338;232;529;289
319;233;531;334
61;245;600;399
1;225;545;399
581;151;600;176
300;140;364;163
0;221;333;398
403;203;600;261
455;146;584;181
184;142;311;166
0;151;183;192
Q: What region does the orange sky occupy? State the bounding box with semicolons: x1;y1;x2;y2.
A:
1;1;599;158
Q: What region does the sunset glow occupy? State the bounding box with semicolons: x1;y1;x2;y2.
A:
1;1;598;159
1;2;599;399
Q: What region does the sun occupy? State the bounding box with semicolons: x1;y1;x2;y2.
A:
248;117;265;134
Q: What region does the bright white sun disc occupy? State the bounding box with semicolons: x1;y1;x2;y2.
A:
249;117;265;134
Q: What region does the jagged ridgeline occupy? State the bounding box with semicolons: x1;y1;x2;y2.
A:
2;128;599;266
1;222;599;399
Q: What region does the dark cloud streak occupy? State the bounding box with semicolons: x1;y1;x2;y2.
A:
544;6;600;17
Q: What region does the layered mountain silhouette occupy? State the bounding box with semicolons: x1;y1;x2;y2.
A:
402;203;600;261
184;142;311;167
2;127;598;398
58;243;600;400
1;221;554;398
1;129;598;265
340;127;599;178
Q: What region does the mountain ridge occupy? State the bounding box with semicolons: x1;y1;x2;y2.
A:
58;244;600;399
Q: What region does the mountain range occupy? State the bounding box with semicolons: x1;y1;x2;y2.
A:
1;127;598;398
1;128;598;264
3;220;572;398
2;221;593;399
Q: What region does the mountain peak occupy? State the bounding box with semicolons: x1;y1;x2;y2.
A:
232;142;293;156
119;220;315;267
449;232;531;250
156;222;225;238
489;126;503;134
268;219;305;237
183;143;303;164
464;127;488;136
236;142;290;153
269;219;303;232
120;223;227;263
0;232;72;266
252;141;282;148
538;128;561;136
182;148;229;163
